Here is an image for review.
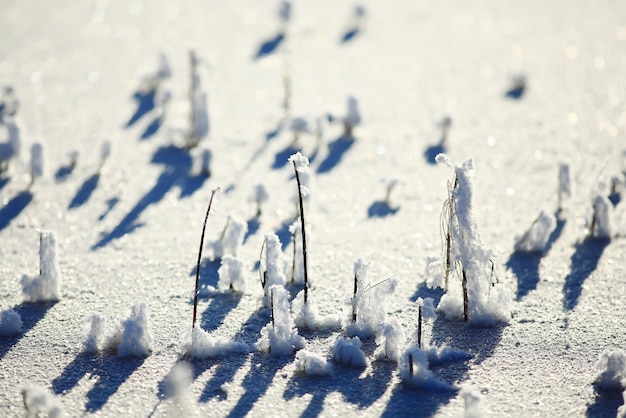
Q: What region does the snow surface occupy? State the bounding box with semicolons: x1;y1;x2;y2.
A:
1;0;626;416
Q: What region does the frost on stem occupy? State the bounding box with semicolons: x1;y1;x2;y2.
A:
182;326;248;359
21;231;61;303
249;183;270;217
200;146;212;177
415;297;437;349
217;255;246;292
347;262;398;338
435;154;511;326
0;307;22;336
287;221;304;284
594;348;626;391
375;317;406;362
589;192;612;239
255;285;305;356
514;210;556;253
116;302;154;358
343;96;361;138
294;350;333;376
22;383;63;418
289;152;310;302
332;336;367;368
399;348;452;391
557;163;571;212
209;213;247;259
260;233;287;306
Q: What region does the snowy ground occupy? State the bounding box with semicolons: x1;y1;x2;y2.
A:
1;0;626;416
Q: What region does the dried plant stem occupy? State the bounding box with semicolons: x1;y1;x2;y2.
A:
259;238;267;290
417;305;423;349
352;273;358;324
39;232;43;276
291;229;296;283
462;268;469;322
589;201;597;237
192;188;219;329
292;161;309;303
408;354;414;378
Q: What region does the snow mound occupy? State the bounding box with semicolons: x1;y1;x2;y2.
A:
21;231;61;303
0;307;22;336
294;350;333;376
375;317;406;362
22;383;64;418
594;348;626;391
217;255;246;292
210;214;247;259
424;344;472;364
117;302;154;358
182;326;248;359
292;289;342;331
83;313;108;353
460;386;483;418
332;336;367;368
399;347;453;391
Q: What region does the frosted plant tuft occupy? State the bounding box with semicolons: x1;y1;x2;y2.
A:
21;231;61;303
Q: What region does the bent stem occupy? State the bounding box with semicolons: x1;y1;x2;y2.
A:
292;160;309;304
192;188;220;329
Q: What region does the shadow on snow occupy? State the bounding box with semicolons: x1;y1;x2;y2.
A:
315;135;355;174
68;173;100;209
0;190;33;232
52;352;144;412
92;145;207;249
0;302;56;361
254;32;285;60
125;90;156;128
367;200;400;218
562;237;610;311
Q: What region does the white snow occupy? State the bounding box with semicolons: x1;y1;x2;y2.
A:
594;348;626;391
249;183;270;216
294;350;333;376
262;233;287;304
286;221;304;284
98;140;111;172
460;386;484;418
182;326;248;359
210;214;247;259
331;336;367;368
217;254;246;292
0;307;22;336
434;155;511;326
22;383;64;418
558;163;572;210
161;361;192;415
375;317;406;362
514;210;556;253
21;231;61;303
292;289;342;331
83;313;107;353
116;302;154;358
399;347;453;391
255;285;305;356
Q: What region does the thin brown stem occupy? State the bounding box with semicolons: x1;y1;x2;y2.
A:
292;161;309;304
417;305;423;349
462;268;469;322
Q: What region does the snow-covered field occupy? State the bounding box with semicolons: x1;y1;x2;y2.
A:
1;0;626;416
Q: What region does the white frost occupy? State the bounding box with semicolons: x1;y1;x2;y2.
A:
22;383;64;418
210;214;247;259
332;336;367;368
255;285;305;356
594;348;626;391
0;119;21;171
399;347;452;391
83;313;108;353
21;231;61;303
514;210;556;253
375;317;406;362
292;289;342;331
262;233;287;305
217;255;246;292
294;350;333;376
182;326;248;359
30;142;43;182
0;307;22;336
117;302;154;358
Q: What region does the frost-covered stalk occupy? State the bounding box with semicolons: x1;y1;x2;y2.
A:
435;154;511;325
200;146;211;176
192;187;220;329
441;174;458;292
21;231;60;303
352;259;368;324
29;142;43;186
590;194;611;238
211;213;247;259
417;305;422;349
348;272;398;338
22;383;63;418
289;152;310;303
217;255;245;292
260;233;287;306
375;317;406;362
594;348;626;391
415;297;436;349
558;163;571;212
117;302;153;358
255;284;305;355
343;96;361;137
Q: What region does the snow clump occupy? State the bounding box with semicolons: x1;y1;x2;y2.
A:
217;255;246;292
116;302;154;358
261;233;287;305
0;307;22;336
292;289;342;331
83;313;108;353
399;347;452;391
22;383;64;418
294;350;333;376
332;336;367;368
182;326;248;359
514;210;556;253
594;348;626;391
210;214;247;259
255;284;305;356
375;317;406;362
21;231;61;303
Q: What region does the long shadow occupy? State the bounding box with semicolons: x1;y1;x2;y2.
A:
409;282;444;305
273;144;301;170
254;32;285;60
68;174;100;209
507;216;566;301
316;135;355;174
383;317;504;417
0;302;55;361
275;218;295;251
98;197;120;221
367;200;399;218
200;294;243;333
284;356;395;417
586;389;624;417
54;164;75;183
0;177;9;190
140;115;163;140
93;146;206;249
423;141;445;165
0;190;33;232
341;28;360;44
52;352;144;412
125;90;156;128
562;237;610;311
190;258;222;291
244;216;261;243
